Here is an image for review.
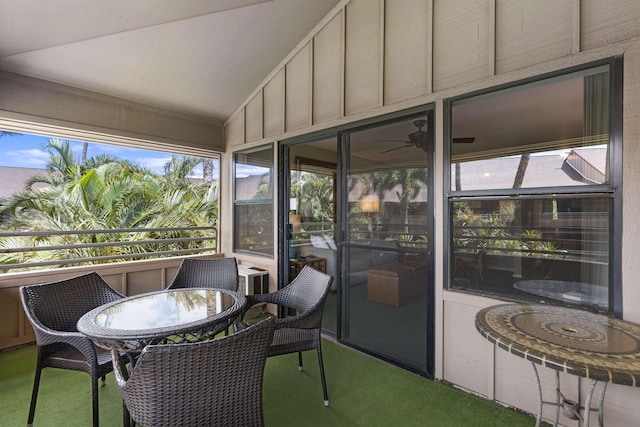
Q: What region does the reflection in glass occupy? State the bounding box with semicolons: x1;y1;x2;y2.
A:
234;204;274;256
95;290;232;330
451;66;610;191
234;148;273;199
347;166;429;250
448;63;613;313
450;196;610;310
234;145;274;256
286;145;338;334
342;116;432;372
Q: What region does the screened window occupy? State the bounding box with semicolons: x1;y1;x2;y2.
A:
233;145;274;257
447;62;617;313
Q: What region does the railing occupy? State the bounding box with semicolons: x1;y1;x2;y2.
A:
0;226;218;273
452;223;609;262
291;220;429;250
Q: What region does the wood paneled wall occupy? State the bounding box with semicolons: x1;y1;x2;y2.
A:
224;0;640;148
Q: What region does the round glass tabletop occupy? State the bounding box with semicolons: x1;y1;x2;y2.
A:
78;288;246;350
93;289;236;330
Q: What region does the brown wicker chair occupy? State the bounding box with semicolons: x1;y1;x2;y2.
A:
20;272;128;427
111;317;276;427
167;257;239;291
243;265;334;406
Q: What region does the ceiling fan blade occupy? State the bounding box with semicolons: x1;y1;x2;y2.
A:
377;139;411;144
381;145;411;154
453;137;475;144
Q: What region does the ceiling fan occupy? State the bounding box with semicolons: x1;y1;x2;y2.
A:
381;119;475;153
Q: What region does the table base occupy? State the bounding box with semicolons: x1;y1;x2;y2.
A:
531;362;607;427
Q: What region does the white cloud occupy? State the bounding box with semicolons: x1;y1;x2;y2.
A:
137;156;173;174
4;148;50;168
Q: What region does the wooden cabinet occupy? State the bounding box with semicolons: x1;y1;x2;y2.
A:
289;256;326;278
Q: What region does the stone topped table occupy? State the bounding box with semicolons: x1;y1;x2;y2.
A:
475;303;640;426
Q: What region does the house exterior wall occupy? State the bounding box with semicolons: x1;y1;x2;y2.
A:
223;0;640;424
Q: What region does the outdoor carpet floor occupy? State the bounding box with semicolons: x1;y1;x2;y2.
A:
0;339;543;426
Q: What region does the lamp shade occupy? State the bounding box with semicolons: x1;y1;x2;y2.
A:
361;195;380;213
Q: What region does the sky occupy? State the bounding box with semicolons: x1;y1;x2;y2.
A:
0;132;211;176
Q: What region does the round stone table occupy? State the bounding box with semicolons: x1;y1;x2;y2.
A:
475;303;640;427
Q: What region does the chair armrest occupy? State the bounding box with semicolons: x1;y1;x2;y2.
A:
30;317;100;363
272;305;324;330
111;349;130;388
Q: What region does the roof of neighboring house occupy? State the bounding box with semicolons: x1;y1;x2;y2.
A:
455;146;607;191
0;166;49;201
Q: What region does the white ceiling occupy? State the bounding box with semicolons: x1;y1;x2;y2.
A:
0;0;341;122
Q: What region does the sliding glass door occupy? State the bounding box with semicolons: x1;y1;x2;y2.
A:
341;114;434;374
281;111;435;376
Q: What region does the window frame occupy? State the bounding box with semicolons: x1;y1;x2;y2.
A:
444;57;623;316
232;143;275;258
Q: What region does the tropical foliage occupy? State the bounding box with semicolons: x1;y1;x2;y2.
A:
0;139;218;270
292;170;334;223
347;167;428;246
452;201;566;258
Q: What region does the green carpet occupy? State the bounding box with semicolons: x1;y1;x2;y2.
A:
0;341;540;426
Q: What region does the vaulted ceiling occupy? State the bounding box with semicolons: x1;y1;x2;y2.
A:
0;0;341;122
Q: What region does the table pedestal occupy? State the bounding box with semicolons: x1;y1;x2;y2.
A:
530;362;607;427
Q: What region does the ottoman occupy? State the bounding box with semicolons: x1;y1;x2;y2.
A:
367;261;427;307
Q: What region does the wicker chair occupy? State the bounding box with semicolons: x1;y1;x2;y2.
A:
20;272;128;427
167;257;239;291
243;265;334;406
112;317;276;427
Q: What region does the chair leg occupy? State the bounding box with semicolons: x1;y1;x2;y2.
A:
92;377;100;427
298;351;304;371
27;355;44;426
316;344;329;407
123;400;132;427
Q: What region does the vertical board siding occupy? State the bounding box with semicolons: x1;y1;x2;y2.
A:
313;12;344;124
581;0;640;51
245;91;263;143
263;69;284;138
0;289;19;342
384;0;431;104
225;110;245;147
442;300;494;396
433;0;492;91
345;0;382;115
286;43;312;132
495;0;574;74
622;40;640;322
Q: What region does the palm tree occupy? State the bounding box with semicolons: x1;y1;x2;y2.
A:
0;139;219;268
349;167;428;237
295;171;334;223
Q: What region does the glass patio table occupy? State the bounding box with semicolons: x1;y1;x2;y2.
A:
78;288;246;352
476;303;640;427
